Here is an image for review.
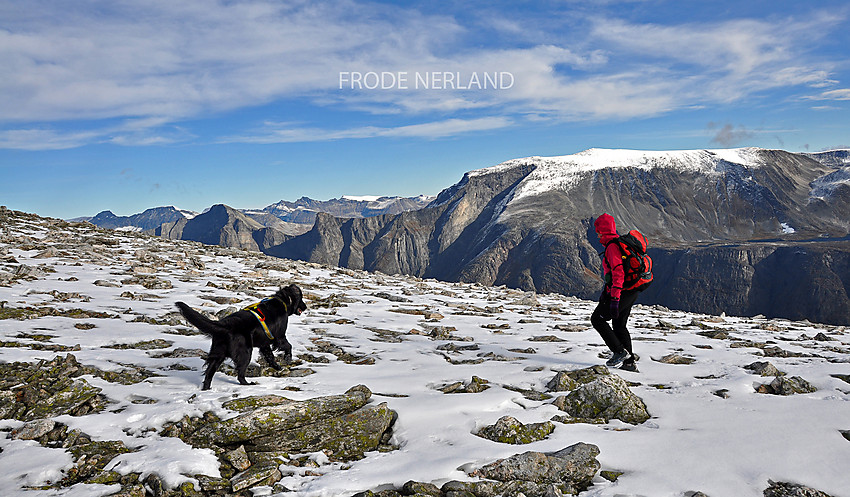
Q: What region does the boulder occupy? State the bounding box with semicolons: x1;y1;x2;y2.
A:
757;376;818;396
476;416;555;445
548;367;650;425
764;480;834;497
463;442;601;496
187;385;396;462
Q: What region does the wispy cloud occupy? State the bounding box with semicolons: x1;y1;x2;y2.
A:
805;88;850;100
222;116;513;143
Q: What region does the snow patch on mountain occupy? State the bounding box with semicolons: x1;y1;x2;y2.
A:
469;148;765;202
809;166;850;200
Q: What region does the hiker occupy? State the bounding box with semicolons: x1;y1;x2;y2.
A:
591;213;651;372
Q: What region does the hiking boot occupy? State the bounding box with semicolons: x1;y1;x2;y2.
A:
605;350;632;368
620;361;639;373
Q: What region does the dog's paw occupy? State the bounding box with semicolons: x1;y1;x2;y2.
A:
270;362;283;371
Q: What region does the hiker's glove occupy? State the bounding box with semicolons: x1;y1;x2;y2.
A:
609;299;620;319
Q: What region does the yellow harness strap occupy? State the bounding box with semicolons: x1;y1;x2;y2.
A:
244;297;288;340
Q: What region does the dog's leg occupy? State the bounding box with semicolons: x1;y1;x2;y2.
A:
202;356;226;390
233;348;255;386
260;345;283;370
281;337;293;364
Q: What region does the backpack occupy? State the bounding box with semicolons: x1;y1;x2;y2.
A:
604;229;653;292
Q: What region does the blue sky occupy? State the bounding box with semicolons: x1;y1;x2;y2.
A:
1;0;849;219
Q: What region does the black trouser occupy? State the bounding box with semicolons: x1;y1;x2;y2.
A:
591;289;640;358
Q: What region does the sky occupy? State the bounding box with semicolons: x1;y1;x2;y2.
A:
1;0;849;219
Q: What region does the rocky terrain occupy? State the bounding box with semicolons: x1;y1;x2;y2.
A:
1;207;848;497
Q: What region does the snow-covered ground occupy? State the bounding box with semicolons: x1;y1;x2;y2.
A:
1;211;848;496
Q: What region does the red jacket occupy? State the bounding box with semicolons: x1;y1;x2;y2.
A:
594;214;625;300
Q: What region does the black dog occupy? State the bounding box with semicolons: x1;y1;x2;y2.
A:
176;284;307;390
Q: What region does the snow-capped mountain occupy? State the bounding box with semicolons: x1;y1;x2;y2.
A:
270;148;850;325
80;206;198;231
81;196;435;235
258;195;435;225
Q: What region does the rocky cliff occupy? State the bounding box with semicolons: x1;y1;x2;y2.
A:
268;148;850;325
153;204;290;252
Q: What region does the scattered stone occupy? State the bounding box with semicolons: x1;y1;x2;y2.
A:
697;330;730;339
757;376;818;396
713;389;730;399
373;292;411;303
11;418;56;440
528;335;566;342
655;353;696;365
600;470;624;482
744;361;783;377
812;332;834;341
552;323;588;333
830;374;850;385
438;376;490;394
763;480;835;497
476;416;555;445
469;442;600;495
103;338;174;350
502;385;552;401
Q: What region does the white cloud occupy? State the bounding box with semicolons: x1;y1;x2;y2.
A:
809;88;850;100
0;1;846;148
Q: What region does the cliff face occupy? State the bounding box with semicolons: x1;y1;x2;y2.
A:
155;204;290;252
267;148;850;324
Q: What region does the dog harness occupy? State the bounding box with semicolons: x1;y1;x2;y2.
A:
244;297;288;340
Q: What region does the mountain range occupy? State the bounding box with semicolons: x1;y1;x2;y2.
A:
267;148;850;325
78;195;435;237
79;148;850;325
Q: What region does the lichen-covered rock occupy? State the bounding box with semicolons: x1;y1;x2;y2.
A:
441;479;573;497
63;440;133;486
247;402;395;460
11;418;56;440
655;353;696;364
546;365;609;392
190;385;373;448
402;480;443;496
183;385;396;464
438;376;490;394
764;480;835;497
230;461;283;492
468;442;601;495
549;367;650;425
476;416;555;445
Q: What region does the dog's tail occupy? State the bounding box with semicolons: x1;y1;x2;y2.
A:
175;302;228;337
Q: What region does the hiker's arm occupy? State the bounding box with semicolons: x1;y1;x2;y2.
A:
605;244;625;300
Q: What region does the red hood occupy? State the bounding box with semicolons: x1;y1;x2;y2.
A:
594;213;618;245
